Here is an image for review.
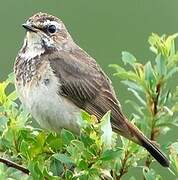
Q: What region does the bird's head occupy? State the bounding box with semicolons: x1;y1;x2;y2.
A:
22;12;72;49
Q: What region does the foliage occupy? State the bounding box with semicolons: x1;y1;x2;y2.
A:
0;33;178;179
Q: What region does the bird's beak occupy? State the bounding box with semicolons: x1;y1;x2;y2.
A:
22;23;37;32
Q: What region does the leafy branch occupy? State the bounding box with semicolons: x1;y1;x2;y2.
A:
110;33;178;178
0;33;178;179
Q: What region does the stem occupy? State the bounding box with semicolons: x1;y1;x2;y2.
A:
0;157;29;175
114;148;130;180
145;83;161;168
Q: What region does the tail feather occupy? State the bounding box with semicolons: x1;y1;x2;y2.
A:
140;135;169;167
123;120;170;167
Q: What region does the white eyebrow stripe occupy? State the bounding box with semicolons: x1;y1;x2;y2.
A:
43;20;61;30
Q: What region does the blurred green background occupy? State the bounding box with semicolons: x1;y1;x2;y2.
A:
0;0;178;179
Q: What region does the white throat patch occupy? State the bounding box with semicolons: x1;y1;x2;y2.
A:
20;32;45;60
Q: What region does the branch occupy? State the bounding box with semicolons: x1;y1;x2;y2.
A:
0;157;29;175
112;148;130;180
145;83;161;168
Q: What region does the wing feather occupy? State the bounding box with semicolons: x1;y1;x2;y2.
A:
47;50;129;134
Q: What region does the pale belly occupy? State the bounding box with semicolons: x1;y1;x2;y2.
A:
16;73;82;134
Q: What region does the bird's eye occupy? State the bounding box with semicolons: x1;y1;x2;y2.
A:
47;25;57;34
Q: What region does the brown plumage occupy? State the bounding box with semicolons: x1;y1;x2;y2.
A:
14;12;169;167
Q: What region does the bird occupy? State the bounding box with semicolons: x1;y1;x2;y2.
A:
14;12;169;167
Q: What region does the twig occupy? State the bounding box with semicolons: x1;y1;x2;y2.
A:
112;148;130;180
0;157;29;175
145;83;161;169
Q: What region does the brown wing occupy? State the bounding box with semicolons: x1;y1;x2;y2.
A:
47;49;170;167
47;49;129;134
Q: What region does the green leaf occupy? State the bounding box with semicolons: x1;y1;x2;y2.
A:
46;133;62;151
43;168;58;180
50;158;63;176
0;115;8;130
36;131;47;147
28;161;44;180
121;80;143;93
77;174;88;180
109;64;127;75
7;91;17;102
99;111;112;149
155;54;167;77
127;88;146;106
19;129;36;143
71;140;85;151
65;169;73;179
143;167;162;180
169;142;178;176
166;67;178;80
122;51;136;66
114;71;138;81
170;142;178;154
7;73;15;84
165;33;178;56
80;133;95;148
53;153;74;165
61;129;75;145
144;61;156;89
78;159;88;170
81;110;91;122
100;149;121;161
88;168;100;177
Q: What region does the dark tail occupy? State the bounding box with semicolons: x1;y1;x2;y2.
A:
124;120;170;167
111;105;170;167
139;133;169;167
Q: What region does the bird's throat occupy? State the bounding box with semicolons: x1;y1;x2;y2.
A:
21;33;45;60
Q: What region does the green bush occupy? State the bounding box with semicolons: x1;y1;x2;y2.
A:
0;33;178;179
